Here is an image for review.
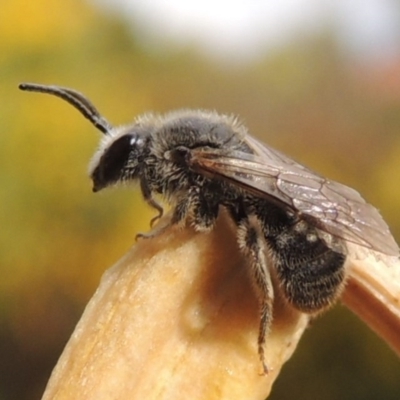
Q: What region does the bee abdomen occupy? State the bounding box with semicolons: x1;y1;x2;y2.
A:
269;228;347;313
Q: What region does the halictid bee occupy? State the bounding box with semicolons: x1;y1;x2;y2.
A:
19;82;399;373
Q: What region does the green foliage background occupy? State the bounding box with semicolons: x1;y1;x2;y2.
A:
1;0;399;399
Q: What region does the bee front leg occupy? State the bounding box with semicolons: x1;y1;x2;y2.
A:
140;177;164;227
135;196;189;241
237;215;274;375
136;186;218;240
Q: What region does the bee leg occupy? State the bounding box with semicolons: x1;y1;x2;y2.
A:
140;177;164;227
148;199;164;227
135;197;190;240
237;215;274;375
136;186;218;239
135;220;170;240
169;186;219;232
191;191;219;232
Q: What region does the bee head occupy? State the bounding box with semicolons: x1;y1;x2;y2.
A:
18;83;150;192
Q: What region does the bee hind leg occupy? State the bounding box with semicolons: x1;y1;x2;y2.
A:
237;215;274;375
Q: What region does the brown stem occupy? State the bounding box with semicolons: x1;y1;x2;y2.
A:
342;253;400;356
41;212;308;400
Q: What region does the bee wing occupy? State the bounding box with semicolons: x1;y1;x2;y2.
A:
189;135;399;257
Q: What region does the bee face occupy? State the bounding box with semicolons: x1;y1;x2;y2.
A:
19;82;399;374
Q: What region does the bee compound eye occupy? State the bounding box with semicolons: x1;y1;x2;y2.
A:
93;135;136;186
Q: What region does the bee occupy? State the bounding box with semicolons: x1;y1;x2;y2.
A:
19;82;399;373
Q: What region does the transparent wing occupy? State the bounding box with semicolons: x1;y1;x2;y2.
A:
189;135;399;257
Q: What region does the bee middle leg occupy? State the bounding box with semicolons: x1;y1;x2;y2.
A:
237;215;274;374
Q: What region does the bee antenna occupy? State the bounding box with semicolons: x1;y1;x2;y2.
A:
19;83;113;135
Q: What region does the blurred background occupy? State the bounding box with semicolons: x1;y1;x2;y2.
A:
1;0;400;398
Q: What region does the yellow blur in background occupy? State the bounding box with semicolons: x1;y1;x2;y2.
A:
1;0;400;399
